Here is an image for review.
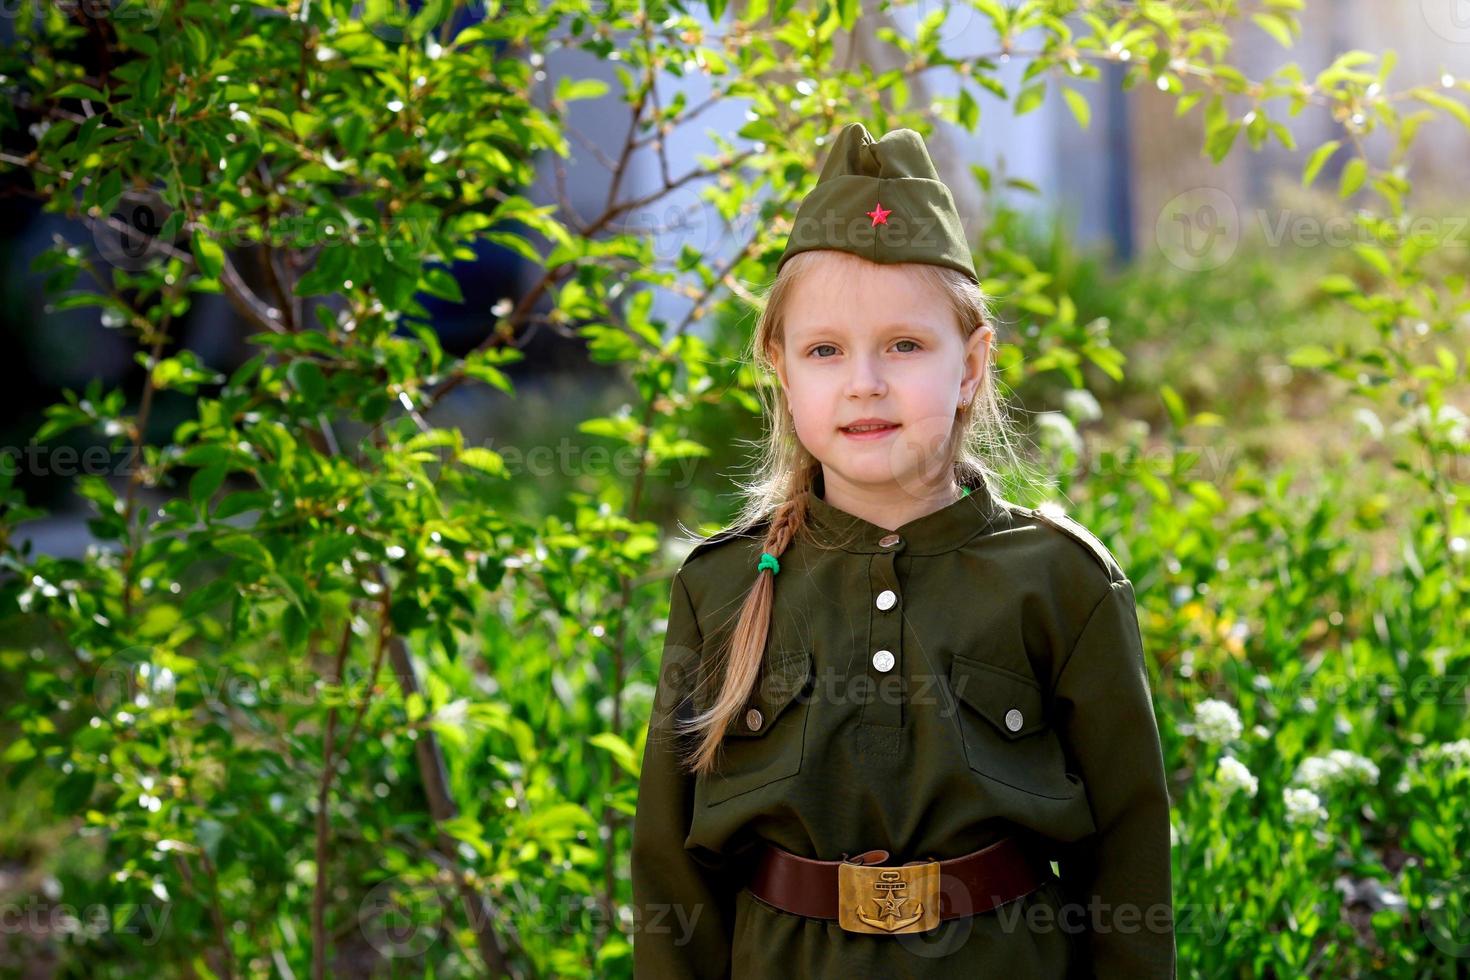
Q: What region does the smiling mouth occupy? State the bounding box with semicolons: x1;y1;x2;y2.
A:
840;422;901;435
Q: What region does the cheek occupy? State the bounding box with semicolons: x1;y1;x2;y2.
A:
784;373;834;433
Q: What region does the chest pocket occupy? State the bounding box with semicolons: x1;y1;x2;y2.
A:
696;648;813;807
948;654;1083;801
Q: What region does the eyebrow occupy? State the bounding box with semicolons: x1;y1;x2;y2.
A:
790;321;938;336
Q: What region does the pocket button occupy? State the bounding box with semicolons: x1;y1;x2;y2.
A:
1005;708;1024;732
745;708;764;731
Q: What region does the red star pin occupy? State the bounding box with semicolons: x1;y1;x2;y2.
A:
867;200;892;226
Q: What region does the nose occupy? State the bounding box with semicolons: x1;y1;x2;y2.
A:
844;352;887;399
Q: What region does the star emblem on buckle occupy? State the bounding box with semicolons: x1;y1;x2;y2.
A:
836;858;941;935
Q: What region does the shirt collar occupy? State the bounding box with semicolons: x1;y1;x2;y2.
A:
802;467;1007;556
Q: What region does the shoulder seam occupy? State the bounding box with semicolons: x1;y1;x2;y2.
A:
1020;506;1124;582
680;517;770;566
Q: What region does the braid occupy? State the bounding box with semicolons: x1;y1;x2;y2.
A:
676;471;817;776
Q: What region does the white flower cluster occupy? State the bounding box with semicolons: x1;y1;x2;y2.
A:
1420;738;1470;768
1293;750;1380;792
1215;755;1258;799
1284;787;1328;827
1397;738;1470;792
1192;698;1243;746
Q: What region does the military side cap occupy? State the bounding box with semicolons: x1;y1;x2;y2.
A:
777;122;978;284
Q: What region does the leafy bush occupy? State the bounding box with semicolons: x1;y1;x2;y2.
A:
1;0;1466;976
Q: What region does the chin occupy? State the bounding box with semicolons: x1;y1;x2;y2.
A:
822;459;903;488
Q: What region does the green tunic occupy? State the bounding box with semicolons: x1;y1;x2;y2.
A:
631;473;1175;978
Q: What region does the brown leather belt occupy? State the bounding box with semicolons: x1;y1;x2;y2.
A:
745;836;1052;935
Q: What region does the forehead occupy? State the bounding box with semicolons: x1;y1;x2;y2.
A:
784;255;953;336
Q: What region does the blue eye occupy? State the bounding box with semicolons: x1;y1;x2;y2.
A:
810;343;838;358
894;339;921;352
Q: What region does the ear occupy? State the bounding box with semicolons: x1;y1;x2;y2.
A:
770;340;788;392
959;324;992;405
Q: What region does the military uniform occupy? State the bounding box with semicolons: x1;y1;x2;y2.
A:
630;471;1175;978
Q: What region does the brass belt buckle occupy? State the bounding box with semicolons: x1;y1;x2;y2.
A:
836;856;941;935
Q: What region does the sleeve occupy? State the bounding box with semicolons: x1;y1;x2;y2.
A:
630;570;740;979
1050;578;1176;979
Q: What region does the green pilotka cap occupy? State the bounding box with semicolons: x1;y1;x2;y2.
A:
777;122;979;284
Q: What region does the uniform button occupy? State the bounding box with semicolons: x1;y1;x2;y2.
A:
1005;708;1024;732
746;708;764;731
875;589;897;611
877;533;902;548
872;650;895;673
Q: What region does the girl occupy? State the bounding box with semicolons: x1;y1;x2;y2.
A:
630;122;1174;979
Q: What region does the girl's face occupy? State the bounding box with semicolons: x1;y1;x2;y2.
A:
771;255;991;504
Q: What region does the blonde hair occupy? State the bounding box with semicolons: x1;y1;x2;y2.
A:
675;248;1034;776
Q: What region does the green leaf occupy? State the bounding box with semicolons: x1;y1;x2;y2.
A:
1413;88;1470;131
421;266;464;303
1205;122;1241;163
286;360;327;403
53;770;96;815
460;447;506;476
1252;12;1295;48
1159;385;1187;428
556;77;610;103
1062;88;1091;130
1353;244;1393;278
1287;344;1337;368
190;464;227;508
1015;83;1046;116
54;82;108;102
191;229;224;280
956;87;979;132
1338;157;1367;198
215;534;275;570
1302;140;1340;188
588;732;640;777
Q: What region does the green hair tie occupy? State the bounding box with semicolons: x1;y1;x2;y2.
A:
757;552;781;576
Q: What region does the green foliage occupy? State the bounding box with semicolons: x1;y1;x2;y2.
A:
1;0;1467;977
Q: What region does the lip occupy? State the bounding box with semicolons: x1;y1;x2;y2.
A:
839;418;901;441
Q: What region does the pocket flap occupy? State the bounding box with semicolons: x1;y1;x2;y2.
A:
720;648;812;738
949;654;1045;738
